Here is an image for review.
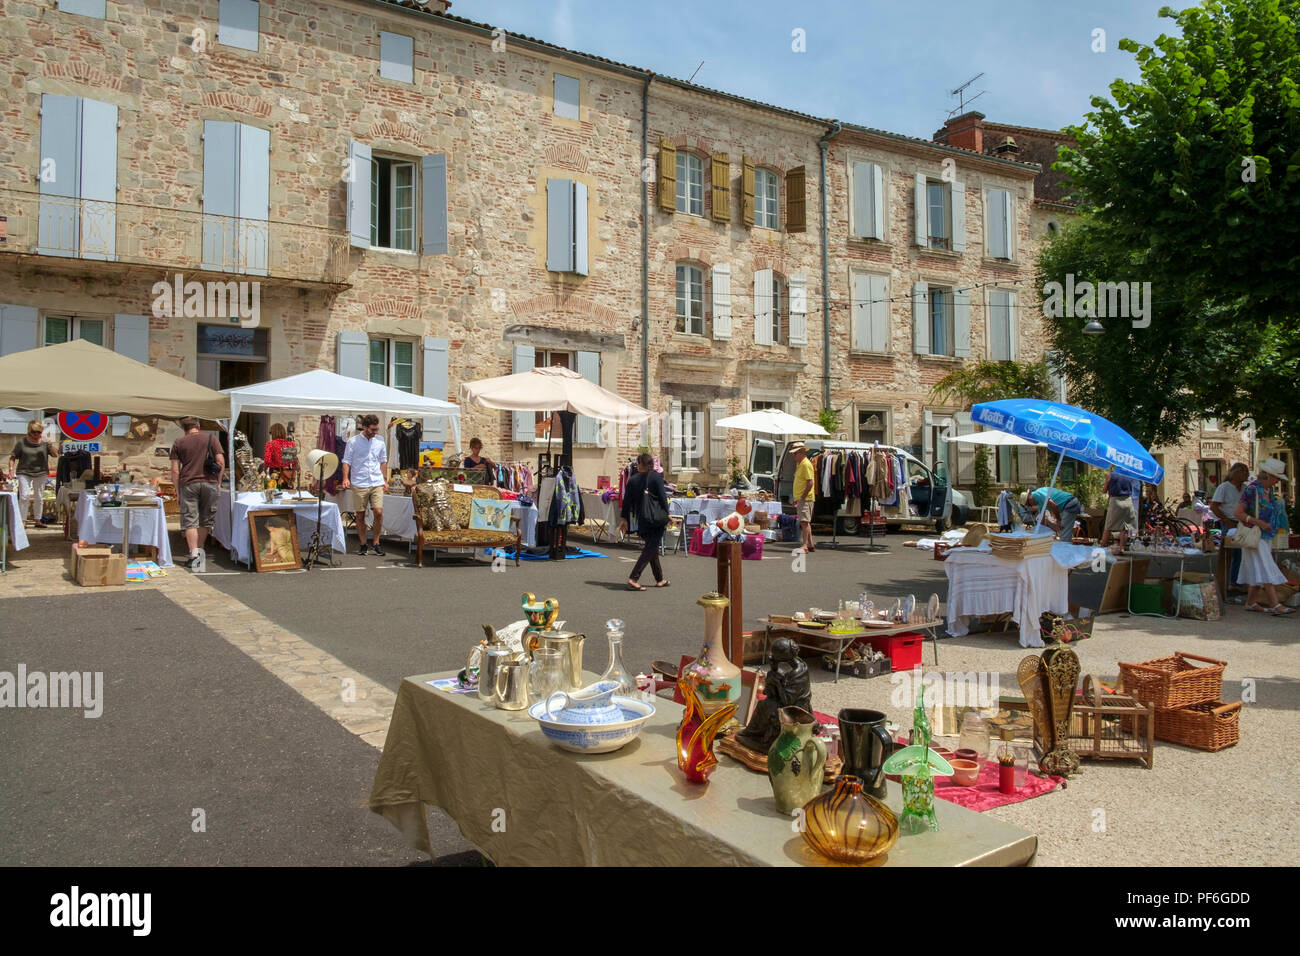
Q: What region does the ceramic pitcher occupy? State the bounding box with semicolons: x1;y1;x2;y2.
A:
767;706;827;814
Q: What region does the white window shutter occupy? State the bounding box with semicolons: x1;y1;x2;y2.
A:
218;0;259;52
554;74;580;119
421;153;448;255
0;305;40;433
788;273;807;347
711;263;732;340
754;268;773;345
951;181;966;254
1005;191;1016;260
573;181;588;276
546;179;573;272
336;330;368;379
985;189;1002;259
512;344;535;442
709;401;727;469
669;400;683;471
913;172;927;245
1017;445;1038;485
870;163;885;240
922;409;934;466
38;94;79;257
851;273;870;350
956;412;975;484
870;274;888;352
347;141;372;248
912;282;930;354
988;291;1009;361
111;314;150;435
379;32;414;83
58;0;106;16
953;289;970;357
1008;293;1018;360
575;350;600;444
422;337;449;438
79;99;117;261
851;161;870;238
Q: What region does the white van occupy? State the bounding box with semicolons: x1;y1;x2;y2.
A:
749;438;964;535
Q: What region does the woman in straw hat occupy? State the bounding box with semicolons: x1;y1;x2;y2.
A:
1234;458;1294;615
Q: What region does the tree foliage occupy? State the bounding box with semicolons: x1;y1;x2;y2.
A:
1041;0;1300;450
928;359;1054;407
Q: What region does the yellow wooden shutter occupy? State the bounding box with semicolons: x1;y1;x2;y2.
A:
741;155;755;226
710;152;730;222
785;165;806;232
658;138;677;213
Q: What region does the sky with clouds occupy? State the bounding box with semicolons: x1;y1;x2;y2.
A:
460;0;1176;137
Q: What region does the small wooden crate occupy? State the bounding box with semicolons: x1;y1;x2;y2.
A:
1066;675;1155;769
1155;700;1241;752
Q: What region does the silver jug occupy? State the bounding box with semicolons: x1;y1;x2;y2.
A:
528;628;586;692
493;658;529;710
469;627;522;702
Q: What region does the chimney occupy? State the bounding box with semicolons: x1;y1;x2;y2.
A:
935;111;985;153
993;136;1020;157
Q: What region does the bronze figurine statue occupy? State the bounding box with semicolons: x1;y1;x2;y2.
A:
734;637;814;753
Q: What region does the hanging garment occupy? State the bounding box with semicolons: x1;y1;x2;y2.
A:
548;467;584;527
318;415;337;453
394;420;422;470
869;448;890;501
997;489;1015;528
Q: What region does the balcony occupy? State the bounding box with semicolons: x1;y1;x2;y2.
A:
0;188;352;288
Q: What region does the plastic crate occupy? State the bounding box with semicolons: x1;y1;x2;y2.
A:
866;632;923;671
1129;582;1164;615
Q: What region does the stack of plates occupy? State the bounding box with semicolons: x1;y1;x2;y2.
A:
988;531;1055;559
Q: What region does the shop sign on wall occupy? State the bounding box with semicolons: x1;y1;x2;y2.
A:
62;441;103;453
1200;440;1224;458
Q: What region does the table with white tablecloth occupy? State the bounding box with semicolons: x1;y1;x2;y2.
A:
669;497;784;523
943;542;1096;648
328;493;538;548
581;492;621;542
74;494;173;568
215;492;345;566
1;491;31;570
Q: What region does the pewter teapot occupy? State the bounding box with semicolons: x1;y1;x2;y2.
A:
468;625;525;702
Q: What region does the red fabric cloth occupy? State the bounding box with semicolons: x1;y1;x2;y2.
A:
885;758;1063;810
263;438;296;469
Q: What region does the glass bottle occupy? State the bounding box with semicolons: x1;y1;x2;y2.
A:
600;619;641;701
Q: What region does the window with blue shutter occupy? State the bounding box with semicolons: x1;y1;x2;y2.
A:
546;179;588;275
511;344;535;442
554;74;580;120
201;121;269;274
337;331;369;380
380;32;414;83
422;337;449;438
38;95;117;260
218;0;260;52
575;351;600;444
421;154;448;255
56;0;105;17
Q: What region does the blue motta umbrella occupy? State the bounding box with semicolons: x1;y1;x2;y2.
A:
971;399;1164;532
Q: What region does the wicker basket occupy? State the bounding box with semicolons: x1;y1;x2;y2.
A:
1117;652;1225;710
1155;700;1241;752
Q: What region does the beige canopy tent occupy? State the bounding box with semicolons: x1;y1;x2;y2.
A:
0;338;230;420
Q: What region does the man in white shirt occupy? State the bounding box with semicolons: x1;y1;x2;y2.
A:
1211;462;1248;594
341;413;389;556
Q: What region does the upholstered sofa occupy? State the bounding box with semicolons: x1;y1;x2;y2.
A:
411;481;520;567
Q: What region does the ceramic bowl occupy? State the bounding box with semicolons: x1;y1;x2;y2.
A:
953;748;981;763
949;758;980;786
528;696;655;754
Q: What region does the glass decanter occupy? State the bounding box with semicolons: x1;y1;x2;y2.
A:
600;619;642;701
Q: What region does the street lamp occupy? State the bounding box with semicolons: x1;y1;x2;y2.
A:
1082;319;1105;335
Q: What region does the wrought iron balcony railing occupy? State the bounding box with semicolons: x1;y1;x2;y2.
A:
0;188;351;285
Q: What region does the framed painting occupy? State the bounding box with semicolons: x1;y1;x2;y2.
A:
469;497;513;533
248;509;301;572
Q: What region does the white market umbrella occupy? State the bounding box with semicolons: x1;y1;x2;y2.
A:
460;366;651;424
713;407;829;436
943;430;1045;447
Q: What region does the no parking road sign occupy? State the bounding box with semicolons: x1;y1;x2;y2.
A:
57;411;108;441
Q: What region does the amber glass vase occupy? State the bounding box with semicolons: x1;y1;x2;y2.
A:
800;774;900;864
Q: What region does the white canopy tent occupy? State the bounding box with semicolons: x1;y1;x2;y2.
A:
713;408;829;436
943;430;1045;447
221;368;462;512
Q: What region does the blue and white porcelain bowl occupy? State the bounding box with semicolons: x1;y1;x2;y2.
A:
543;680;625;725
529;696;656;754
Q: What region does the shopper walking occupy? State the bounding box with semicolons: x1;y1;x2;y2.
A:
341;413;389;556
1210;462;1248;594
618;453;669;590
1233;458;1294;615
7;420;58;528
169;416;224;568
791;441;816;553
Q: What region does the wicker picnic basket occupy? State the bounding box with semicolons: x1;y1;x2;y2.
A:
1155;700;1242;752
1117;652;1225;710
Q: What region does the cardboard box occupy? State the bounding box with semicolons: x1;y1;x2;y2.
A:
67;543;112;578
74;548;125;587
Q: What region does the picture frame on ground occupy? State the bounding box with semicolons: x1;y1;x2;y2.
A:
248;509;301;572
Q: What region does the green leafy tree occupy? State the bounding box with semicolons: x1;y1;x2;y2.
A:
816;407;842;435
972;446;993;507
930;359;1056;482
1042;0;1300;450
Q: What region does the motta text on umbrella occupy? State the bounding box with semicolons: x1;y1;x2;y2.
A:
151;272;261;329
1041;274;1152;328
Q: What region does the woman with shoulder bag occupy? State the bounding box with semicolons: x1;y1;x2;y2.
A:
1233;459;1294;616
618;452;670;591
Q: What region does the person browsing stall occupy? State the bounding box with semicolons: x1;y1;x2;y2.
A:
7;420;59;528
341;414;389;557
169;416;225;568
1024;485;1083;541
1232;458;1294;616
790;441;816;553
1211;462;1249;595
1099;468;1138;547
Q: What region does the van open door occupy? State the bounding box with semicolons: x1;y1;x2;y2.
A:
930;459;952;531
750;438;776;493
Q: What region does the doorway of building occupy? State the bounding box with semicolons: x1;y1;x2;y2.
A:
195;324;270;454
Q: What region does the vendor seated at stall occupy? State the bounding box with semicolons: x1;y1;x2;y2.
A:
1023;486;1084;541
462;437;496;484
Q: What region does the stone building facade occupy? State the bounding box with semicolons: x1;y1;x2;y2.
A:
2;0;1045;496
